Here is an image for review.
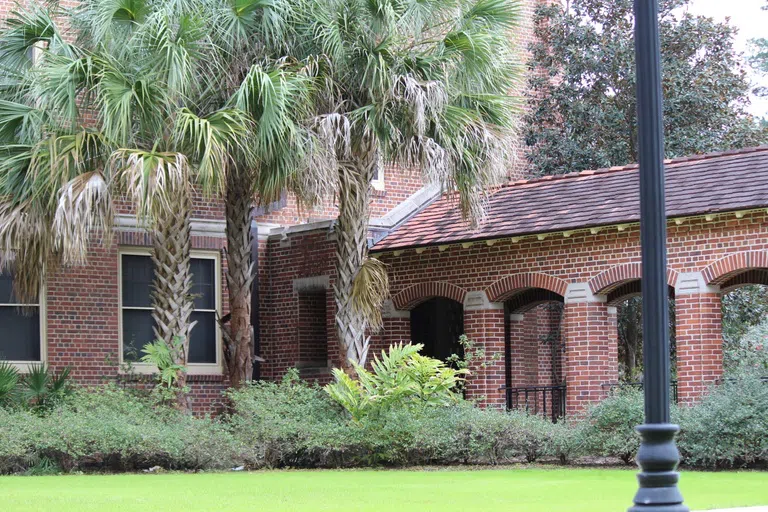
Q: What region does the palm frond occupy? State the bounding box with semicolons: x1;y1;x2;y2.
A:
350;257;389;331
216;0;293;51
0;100;44;144
0;361;20;407
0;3;75;73
173;107;252;194
33;53;99;132
0;200;55;303
80;0;151;46
462;0;521;30
111;148;190;223
97;56;168;146
140;11;209;101
233;63;312;158
52;171;114;266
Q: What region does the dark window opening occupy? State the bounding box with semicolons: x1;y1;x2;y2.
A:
0;273;41;362
297;289;328;368
410;297;464;361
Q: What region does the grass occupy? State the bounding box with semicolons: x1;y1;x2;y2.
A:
0;467;766;511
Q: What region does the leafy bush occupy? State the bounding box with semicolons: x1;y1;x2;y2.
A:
678;372;768;468
227;372;355;468
325;344;466;421
503;411;555;463
723;319;768;376
0;386;244;474
581;388;644;464
547;420;585;465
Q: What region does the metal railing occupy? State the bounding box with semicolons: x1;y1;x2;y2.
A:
503;385;566;423
716;376;768;385
601;380;679;404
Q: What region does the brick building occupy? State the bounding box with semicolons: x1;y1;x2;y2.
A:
2;0;766;416
258;146;768;418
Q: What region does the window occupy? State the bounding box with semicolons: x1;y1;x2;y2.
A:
371;165;385;191
0;273;44;366
119;250;221;372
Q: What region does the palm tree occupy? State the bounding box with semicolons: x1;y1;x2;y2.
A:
0;1;255;407
0;0;327;391
289;0;523;369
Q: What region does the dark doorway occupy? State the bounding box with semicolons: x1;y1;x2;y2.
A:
410;298;464;361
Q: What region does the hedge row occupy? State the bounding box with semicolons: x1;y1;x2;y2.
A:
1;373;766;474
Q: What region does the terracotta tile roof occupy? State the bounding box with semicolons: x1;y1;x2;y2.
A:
372;146;768;251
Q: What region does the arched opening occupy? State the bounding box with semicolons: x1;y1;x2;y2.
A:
608;281;677;395
409;297;464;361
504;288;565;420
720;270;768;375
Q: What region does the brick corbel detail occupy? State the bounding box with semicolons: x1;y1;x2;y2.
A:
391;282;468;310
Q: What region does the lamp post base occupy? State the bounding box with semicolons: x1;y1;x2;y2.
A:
628;424;689;512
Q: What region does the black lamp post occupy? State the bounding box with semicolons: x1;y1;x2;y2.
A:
630;1;687;511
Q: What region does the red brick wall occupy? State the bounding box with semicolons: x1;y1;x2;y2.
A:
259;230;340;382
44;227;231;416
255;165;427;226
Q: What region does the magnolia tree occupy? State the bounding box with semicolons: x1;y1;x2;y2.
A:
526;0;766;176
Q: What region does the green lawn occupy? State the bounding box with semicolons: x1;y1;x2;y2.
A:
0;468;765;512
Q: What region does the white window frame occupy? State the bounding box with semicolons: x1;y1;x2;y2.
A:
118;248;223;375
0;279;46;372
371;165;385;191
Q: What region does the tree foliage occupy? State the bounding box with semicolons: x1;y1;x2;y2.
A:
285;0;523;368
525;0;767;176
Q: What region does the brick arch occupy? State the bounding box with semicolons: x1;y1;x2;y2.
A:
506;288;564;314
392;282;468;311
701;251;768;286
588;263;679;295
485;272;568;303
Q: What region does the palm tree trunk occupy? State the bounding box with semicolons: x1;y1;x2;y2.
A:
223;170;255;387
151;192;194;412
334;155;376;372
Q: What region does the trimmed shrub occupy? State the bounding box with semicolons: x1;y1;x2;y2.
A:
581;388;644;464
547;420;585;465
226;374;356;468
504;410;555;463
0;386;245;474
678;372;768;468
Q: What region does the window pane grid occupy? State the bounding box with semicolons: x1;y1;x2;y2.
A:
120;253;219;366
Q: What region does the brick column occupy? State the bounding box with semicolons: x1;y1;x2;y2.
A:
374;300;411;357
463;291;506;408
563;283;619;416
507;313;529;388
675;274;723;403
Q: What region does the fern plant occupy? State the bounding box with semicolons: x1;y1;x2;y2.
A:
325;343;467;421
141;336;189;405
